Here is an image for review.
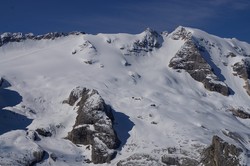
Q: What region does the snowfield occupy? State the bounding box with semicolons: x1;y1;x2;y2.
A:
1;26;250;165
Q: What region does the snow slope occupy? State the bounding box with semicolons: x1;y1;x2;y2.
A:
1;27;250;165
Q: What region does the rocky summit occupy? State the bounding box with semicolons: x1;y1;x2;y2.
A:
1;26;250;165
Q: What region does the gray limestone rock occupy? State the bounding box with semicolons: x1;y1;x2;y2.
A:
171;26;192;40
169;39;229;96
201;135;242;166
124;28;162;56
232;59;250;95
65;87;120;164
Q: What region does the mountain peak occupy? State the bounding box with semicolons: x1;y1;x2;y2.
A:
170;26;193;40
142;27;159;36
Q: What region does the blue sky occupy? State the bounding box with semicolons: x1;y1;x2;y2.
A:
1;0;250;42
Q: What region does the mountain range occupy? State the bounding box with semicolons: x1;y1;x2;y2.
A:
1;26;250;166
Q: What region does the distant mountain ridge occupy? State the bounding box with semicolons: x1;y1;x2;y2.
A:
0;31;85;47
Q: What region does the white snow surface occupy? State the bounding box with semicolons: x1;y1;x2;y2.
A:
1;27;250;165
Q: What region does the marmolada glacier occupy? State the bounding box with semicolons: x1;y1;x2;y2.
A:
1;26;250;165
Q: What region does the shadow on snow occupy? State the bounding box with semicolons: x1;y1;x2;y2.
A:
112;110;134;150
0;86;32;135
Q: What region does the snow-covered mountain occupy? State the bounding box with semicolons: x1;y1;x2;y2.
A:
1;26;250;166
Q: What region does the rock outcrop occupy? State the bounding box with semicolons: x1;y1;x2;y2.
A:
123;28;162;56
232;58;250;95
169;39;229;96
64;87;120;164
171;26;192;40
228;107;250;119
36;128;52;137
201;135;242;166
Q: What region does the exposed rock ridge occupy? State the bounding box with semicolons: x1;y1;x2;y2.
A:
0;31;85;47
169;27;229;96
64;87;120;164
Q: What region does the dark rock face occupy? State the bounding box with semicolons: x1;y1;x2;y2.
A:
169;40;229;96
232;59;250;95
64;87;120;164
0;31;85;47
201;136;242;166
